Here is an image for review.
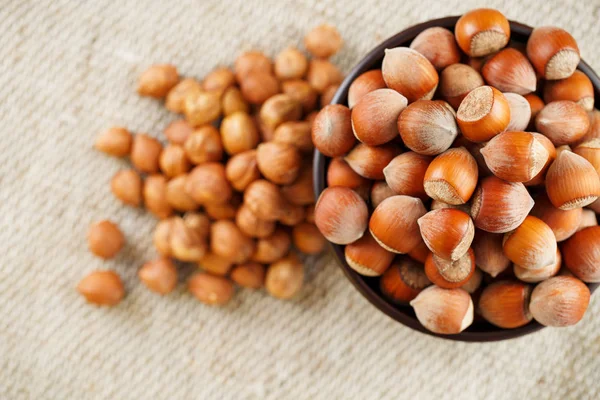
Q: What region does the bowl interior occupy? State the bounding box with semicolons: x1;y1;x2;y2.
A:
313;16;600;342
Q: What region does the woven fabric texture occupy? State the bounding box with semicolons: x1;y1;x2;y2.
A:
1;0;600;399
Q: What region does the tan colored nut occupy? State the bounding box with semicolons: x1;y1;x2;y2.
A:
304;24;343;59
87;220;124;259
183;212;211;239
222;86;249;116
210;220;255;263
220;112;260;155
275;47;308;80
77;270;125;306
251;227;291;263
138;258;178;295
184;90;222;127
138;64;179;98
259;94;302;131
95;127;132;157
235;204;277;238
198;252;233;276
185;163;232;205
188;273;234;306
183;126;223;165
166;175;199;212
273;121;314;153
164;120;194;145
240;72;280;105
153;218;174;256
131;134;163;174
111;169;142;207
170;217;207;262
159;144;190;178
144;175;173;219
306;59;343;93
292;223;326;254
243;180;286;221
204;195;241;220
281;79;318;113
203;67;236;93
279;203;306;226
265;253;304;299
225;150;260;192
256;142;302;185
281;166;314;206
231;263;265;289
165;78;203;114
234;51;273;81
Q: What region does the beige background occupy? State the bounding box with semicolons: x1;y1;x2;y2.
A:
2;0;600;399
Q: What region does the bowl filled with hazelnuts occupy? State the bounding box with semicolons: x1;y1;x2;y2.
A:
313;9;600;341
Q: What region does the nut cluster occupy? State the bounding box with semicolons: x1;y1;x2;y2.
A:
314;8;597;334
82;24;343;307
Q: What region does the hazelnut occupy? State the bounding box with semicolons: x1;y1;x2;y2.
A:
198;252;233;276
131;134;163;174
143;175;172;219
259;94;302;131
382;47;438;103
461;267;483;294
111;169;142;207
530;194;582;242
410;27;461;70
170;217;207;262
166;175;199;212
202;67;236;93
306;59;343;93
383;152;432;199
504;93;532;131
225;150;260;192
562;226;600;282
236;204;276;239
87;220;124;259
77;270;125;306
188;273;234;306
524;94;545;128
345;143;400;180
153;218;174;257
347;69;386;109
292;223;325;255
454;8;510;57
281;166;314;206
304;24;342;59
526;26;580;80
240;72;280;105
326;157;370;199
418;209;474;261
514;248;562;283
279;203;306;226
164;119;194;145
95;126;132;157
137;64;179;98
471;230;510;277
273;121;314;153
546;150;600;210
184;90;222;127
251;228;291;264
234;51;272;81
529;276;589;326
138;258;177;295
159;144;190;178
380;258;431;304
370;181;395;209
423;147;478;205
222;86;249;116
410;286;474;334
256;142;301;185
352;88;408;145
315;187;369;245
525;133;557;186
275;47;308;80
345;231;394;276
282;79;318;113
478;281;533;328
439;64;484;110
183;212;211;239
230;263;265;289
204;195;240;220
574;139;600;174
184;126;223;165
535;101;590;146
265;253;304;299
456;86;510;142
424;249;475;289
210;220;255;263
481;48;537;94
312;104;355;157
185;163;232;205
503;216;557;270
243;180;286;221
369;195;426;253
165;78;203;114
220;112;260;155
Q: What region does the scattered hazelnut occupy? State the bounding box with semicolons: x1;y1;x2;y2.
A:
231;263;266;289
184;90;222;127
281;165;315;206
259;94;302;131
306;59;343;93
251;227;291;264
210;220;255;263
304;24;342;59
198;252;233;276
265;253;304;299
188;273;234;306
159;144;190;178
273;121;314;153
95;127;132;157
243;180;286;221
153;218;174;257
138;64;179;98
281;79;319;113
87;220;124;259
203;67;236;93
170;217;207;262
256;142;302;185
292;223;326;255
225;150;260;192
183;126;223;165
220;112;260;155
111;169;142;207
275;47;308;80
138;258;178;295
279;203;306;226
143;175;172;219
183;212;211;239
130;134;163;174
165;175;199;212
165;78;203;113
204;195;240;220
77;270;125;306
236;204;276;239
221;86;249;116
164;120;194;145
234;51;273;81
185;163;232;205
240;72;280;105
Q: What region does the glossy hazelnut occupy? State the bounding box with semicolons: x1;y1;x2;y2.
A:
380;258;431;304
456;86;510;142
503;216;557;270
410;286;474;334
111;169;142;207
410;27;461;70
535;100;590;146
383;152;431;199
439;64;484;110
370;181;395;209
573;139;600;175
529;276;589;326
312;104;355;157
472;230;510;277
351;88;407;145
326;157;370;199
210;220;255;263
381;47;439;103
347;69;386;109
418;209;474;261
514;248;561;283
184;125;223;164
138;258;177;295
455;8;510;57
543;70;594;111
530;194;582;241
481;48;536;94
478;281;533;328
562;226;600;282
546;150;600;210
220;112;260;155
87;220;124;259
188;273;234;306
424;249;475;289
345;143;400;180
138;64;179;98
315;186;368;245
423;147;478;205
526;26;580;80
131;133;162;174
95;127;132;157
503;93;532;131
265;253;304;299
77;270;125;306
344;231;394;276
524;133;556;186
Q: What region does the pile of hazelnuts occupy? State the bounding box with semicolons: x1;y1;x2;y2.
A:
314;8;600;334
82;25;344;307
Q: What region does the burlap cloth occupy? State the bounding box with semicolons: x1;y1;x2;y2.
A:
2;0;600;398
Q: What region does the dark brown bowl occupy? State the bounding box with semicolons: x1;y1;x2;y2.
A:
313;16;600;342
